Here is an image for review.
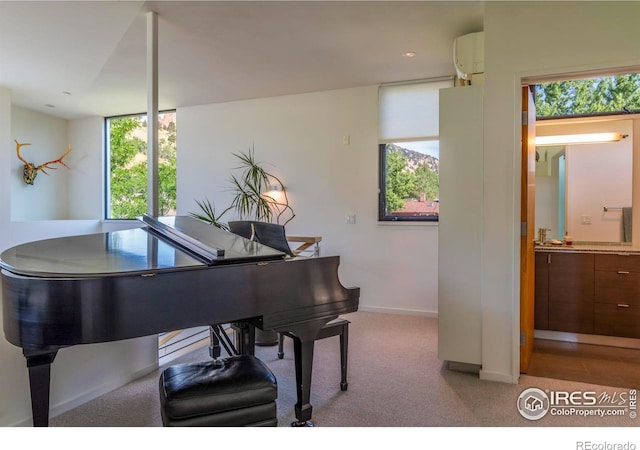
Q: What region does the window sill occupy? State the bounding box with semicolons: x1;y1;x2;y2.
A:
377;220;439;227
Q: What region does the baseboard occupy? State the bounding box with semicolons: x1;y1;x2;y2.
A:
7;339;210;427
446;361;481;374
357;305;438;318
3;363;161;427
534;329;640;350
479;369;519;384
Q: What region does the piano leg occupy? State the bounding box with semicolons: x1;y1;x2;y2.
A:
291;336;315;426
285;317;335;427
23;349;58;427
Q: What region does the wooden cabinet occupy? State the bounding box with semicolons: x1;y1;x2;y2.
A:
594;254;640;338
535;250;640;338
535;251;594;334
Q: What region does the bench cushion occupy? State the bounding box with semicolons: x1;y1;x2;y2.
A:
159;355;277;422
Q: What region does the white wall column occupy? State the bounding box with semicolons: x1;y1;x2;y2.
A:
147;10;159;216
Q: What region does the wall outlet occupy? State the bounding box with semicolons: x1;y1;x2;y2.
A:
581;215;592;225
346;214;356;224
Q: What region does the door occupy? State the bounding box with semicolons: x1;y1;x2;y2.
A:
520;86;536;372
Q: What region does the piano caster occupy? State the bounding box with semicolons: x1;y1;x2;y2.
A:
291;420;314;427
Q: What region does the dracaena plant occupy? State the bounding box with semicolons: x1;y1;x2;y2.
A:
187;197;230;230
226;148;295;226
190;147;295;228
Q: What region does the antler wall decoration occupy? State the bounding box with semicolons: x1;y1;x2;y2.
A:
15;140;72;185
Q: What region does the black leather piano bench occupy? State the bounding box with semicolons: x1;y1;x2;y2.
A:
159;354;278;427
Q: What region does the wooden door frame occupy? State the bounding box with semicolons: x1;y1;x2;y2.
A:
520;85;536;373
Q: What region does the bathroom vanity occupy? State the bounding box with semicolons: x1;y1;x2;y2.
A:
535;244;640;339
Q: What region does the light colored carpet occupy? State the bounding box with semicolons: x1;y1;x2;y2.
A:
50;311;638;429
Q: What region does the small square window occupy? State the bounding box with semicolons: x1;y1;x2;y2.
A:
379;140;439;222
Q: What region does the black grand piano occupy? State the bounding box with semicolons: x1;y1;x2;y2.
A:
0;215;359;427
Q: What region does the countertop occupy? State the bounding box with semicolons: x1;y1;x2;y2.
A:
534;242;640;254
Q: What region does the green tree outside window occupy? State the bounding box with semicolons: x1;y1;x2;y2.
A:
108;113;177;219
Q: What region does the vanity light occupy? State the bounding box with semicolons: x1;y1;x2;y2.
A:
535;132;628;146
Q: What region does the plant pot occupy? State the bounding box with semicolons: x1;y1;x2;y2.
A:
255;328;278;346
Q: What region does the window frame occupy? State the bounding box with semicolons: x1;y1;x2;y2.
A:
377;78;451;224
378;140;440;223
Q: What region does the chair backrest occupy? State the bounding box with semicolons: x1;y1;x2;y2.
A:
228;221;295;257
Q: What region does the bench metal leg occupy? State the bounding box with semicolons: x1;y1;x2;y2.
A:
339;324;348;391
277;333;285;359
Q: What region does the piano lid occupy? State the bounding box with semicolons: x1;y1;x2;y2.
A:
142;215;285;264
0;216;285;278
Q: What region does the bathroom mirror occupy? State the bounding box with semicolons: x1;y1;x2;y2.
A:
535;118;634;244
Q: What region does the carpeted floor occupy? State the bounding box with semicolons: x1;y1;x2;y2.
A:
50;311;639;428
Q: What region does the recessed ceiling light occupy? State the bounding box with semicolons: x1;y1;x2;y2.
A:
403;51;416;58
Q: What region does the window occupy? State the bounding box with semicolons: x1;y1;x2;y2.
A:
379;140;440;221
378;79;452;222
105;111;177;219
534;73;640;119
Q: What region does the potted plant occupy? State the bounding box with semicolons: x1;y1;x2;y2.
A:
226;148;295;226
190;147;295;346
190;147;295;227
188;197;230;230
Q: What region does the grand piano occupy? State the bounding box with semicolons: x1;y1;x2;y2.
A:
0;215;359;427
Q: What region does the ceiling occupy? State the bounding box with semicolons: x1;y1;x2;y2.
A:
0;1;484;120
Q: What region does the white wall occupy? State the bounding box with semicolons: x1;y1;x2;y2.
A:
10;108;104;220
483;1;640;382
0;89;157;427
11;106;70;220
177;85;440;316
68;117;105;219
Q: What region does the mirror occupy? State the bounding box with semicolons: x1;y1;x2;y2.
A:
535;118;634;244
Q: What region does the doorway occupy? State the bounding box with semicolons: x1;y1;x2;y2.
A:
520;70;640;388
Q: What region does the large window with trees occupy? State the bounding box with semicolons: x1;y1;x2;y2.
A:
105;111;177;219
378;79;453;222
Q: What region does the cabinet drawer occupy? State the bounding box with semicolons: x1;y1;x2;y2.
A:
595;253;640;273
594;271;640;305
594;303;640;339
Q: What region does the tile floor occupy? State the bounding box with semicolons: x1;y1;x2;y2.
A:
526;339;640;389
